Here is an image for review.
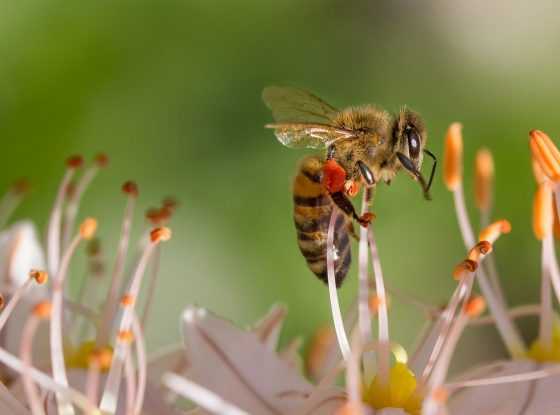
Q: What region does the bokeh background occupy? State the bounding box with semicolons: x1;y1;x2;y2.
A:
2;0;560;373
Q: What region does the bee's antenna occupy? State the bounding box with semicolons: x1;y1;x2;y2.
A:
396;152;432;200
424;149;437;194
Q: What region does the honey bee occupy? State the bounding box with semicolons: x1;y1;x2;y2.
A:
263;86;437;287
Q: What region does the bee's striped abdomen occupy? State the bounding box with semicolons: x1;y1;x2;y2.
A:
293;156;351;287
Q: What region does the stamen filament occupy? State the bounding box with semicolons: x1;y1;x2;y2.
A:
357;190;374;380
0;346;99;414
140;245;161;329
98;183;137;347
0;278;33;332
61;155;106;251
21;314;46;415
47;157;82;276
99;228;168;413
124;348;137;415
162;372;249;415
0;179;29;229
50;231;87;415
326;210;350;362
367;227;390;386
132;314;147;415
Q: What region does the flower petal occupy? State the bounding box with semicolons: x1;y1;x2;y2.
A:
181;306;313;415
252;304;287;351
0;221;46;289
448;360;560;414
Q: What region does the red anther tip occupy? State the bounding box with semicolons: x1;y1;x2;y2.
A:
122;181;139;197
162;196;179;210
94;153;109;167
358;212;375;227
323;159;346;193
66;155;84;169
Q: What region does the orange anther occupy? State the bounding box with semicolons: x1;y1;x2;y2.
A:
89;347;113;371
443;123;463;191
29;269;48;285
474;148;494;211
80;218;98;240
150;227;172;243
306;326;335;379
117;330;134;343
533;183;553;240
323;159;347;193
120;294;135;307
432;387;449;404
368;294;382;313
467;241;493;262
479;219;511;244
334;402;365;415
465;296;486;318
33;301;52;319
453;259;477;280
529;130;560;183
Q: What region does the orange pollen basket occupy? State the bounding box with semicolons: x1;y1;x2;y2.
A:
323;159;346;193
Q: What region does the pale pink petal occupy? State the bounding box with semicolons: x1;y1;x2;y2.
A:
251;304;287;350
448;360;560;414
181;306;312;415
0;221;46;289
147;344;188;380
374;409;408;415
13;369;180;415
0;381;30;415
291;387;345;415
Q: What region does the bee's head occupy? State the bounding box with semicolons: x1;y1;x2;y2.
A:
392;108;427;168
392;108;436;200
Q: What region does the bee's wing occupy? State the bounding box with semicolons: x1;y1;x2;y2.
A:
265;122;356;149
262;86;340;123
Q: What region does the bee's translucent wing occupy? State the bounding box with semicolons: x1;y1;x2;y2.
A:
265;122;355;149
262;86;339;123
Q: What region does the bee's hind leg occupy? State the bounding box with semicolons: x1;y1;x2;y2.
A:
347;221;359;240
330;191;374;228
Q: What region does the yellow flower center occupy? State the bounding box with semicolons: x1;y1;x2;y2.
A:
65;340;113;372
362;363;423;415
527;328;560;363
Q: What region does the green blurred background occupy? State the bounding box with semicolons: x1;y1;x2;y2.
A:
2;0;559;371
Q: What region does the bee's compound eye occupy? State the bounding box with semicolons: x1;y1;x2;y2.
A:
407;127;421;159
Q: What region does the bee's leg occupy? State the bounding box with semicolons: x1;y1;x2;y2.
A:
327;144;336;160
347;221;359;240
330;191;374;227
